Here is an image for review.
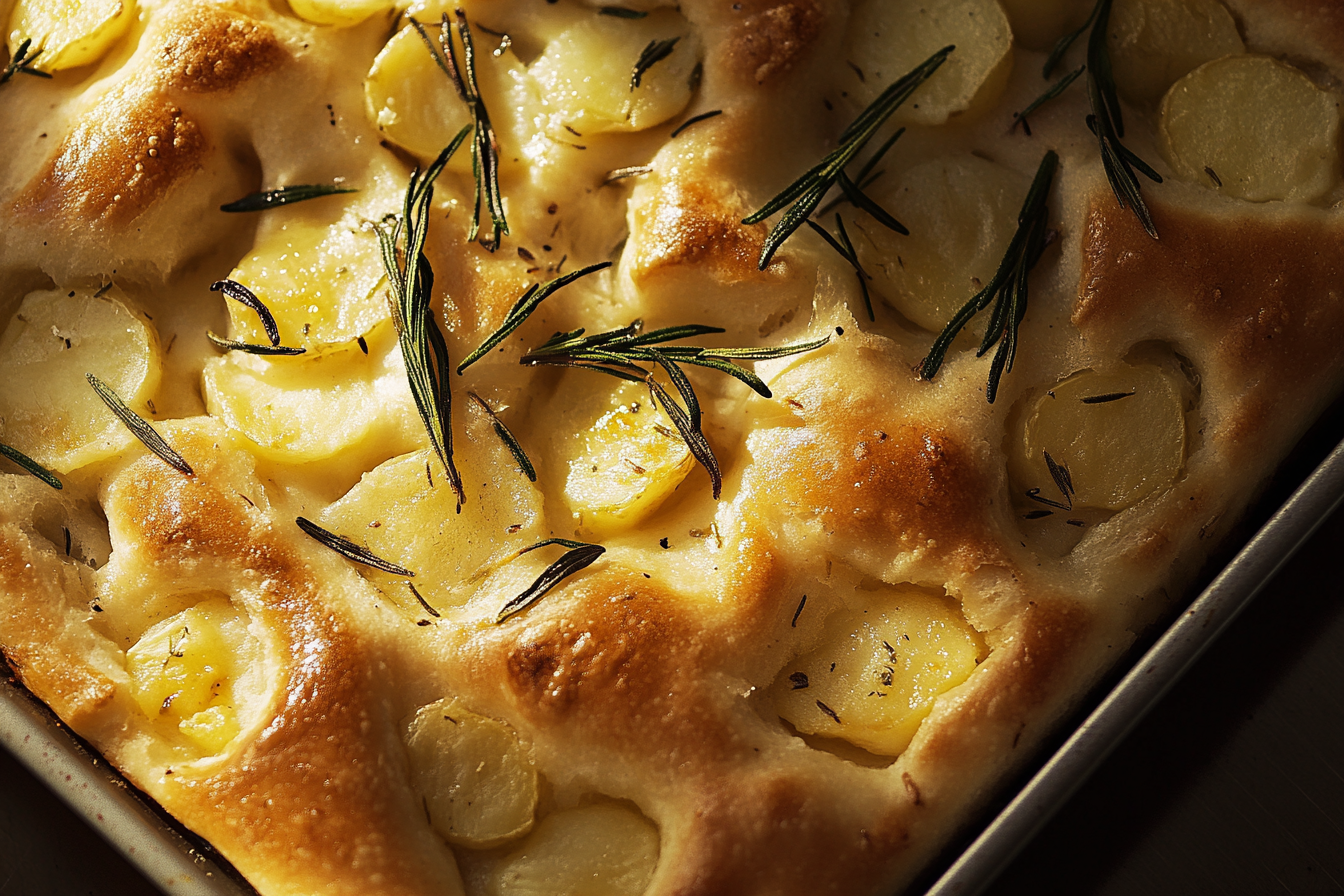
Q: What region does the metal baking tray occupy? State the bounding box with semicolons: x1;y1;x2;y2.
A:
4;420;1344;896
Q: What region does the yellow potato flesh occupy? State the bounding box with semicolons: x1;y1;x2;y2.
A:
847;154;1027;333
0;287;160;473
7;0;134;71
844;0;1013;126
125;598;250;753
530;10;698;135
773;588;983;757
1017;366;1186;511
563;380;693;536
1160;55;1342;202
286;0;391;27
485;803;659;896
1108;0;1244;105
319;437;544;613
404;698;538;848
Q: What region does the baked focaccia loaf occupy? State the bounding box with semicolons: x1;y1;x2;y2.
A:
2;0;1343;893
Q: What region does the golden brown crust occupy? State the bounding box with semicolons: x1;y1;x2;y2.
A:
154;5;287;94
630;179;776;285
722;0;827;86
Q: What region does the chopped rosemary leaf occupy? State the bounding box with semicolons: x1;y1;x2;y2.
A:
206;333;306;355
1042;0;1160;237
806;214;874;321
742;47;952;269
600;6;647;17
379;129;471;508
669;109;722;138
1;38;52;84
219;184;357;213
457;261;612;373
468;391;536;481
296;516;415;575
1012;64;1084;135
412;11;508;250
497;539;605;622
520;320;827;498
211;279;281;347
816;700;841;724
1023;509;1053;520
0;442;62;489
631;36;680;90
85;373;193;475
921;150;1058;404
407;582;440;618
1080;390;1134;404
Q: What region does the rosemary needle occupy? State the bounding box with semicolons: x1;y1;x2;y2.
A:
296;517;415;575
468;392;536;482
0;38;52;85
86;374;194;475
211;279;281;346
496;539;605;623
219;184;357;213
0;443;62;489
631;37;680;90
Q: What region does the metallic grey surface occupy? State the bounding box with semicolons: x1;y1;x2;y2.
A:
927;438;1344;896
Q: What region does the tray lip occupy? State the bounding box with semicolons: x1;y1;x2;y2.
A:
923;434;1344;896
4;439;1344;896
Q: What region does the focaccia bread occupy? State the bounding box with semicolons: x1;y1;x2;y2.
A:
2;0;1343;893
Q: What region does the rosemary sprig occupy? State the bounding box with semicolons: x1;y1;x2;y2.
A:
496;539;605;623
521;321;829;498
86;373;193;475
413;11;508;250
468;392;536;481
1042;0;1161;237
378;130;471;508
456;261;612;374
211;279;280;346
805;214;874;321
742;47;953;270
1012;65;1084;135
0;443;62;489
219;184;356;213
631;37;679;90
921;150;1058;404
296;516;415;575
205;333;306;355
1;38;52;85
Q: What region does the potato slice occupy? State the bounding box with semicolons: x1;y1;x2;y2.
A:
318;427;544;613
844;0;1013;126
529;10;699;135
201;322;420;464
1108;0;1244;105
226;213;388;349
286;0;391;27
484;803;660;896
125;597;255;753
562;380;693;536
1160;55;1342;202
846;155;1028;333
1013;365;1186;511
365;13;530;168
773;588;982;757
404;698;538;848
7;0;134;71
0;286;160;473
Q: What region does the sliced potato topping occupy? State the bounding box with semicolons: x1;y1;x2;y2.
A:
529;10;699;135
1160;55;1342;202
0;286;160;473
125;597;251;753
773;588;983;757
319;433;544;613
1108;0;1244;105
563;380;693;536
201;322;419;464
286;0;392;27
7;0;135;71
847;155;1027;333
1014;365;1186;512
844;0;1013;126
484;803;660;896
226;214;388;348
404;698;538;848
365;13;530;168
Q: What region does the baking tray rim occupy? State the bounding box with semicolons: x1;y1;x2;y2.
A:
4;436;1344;896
